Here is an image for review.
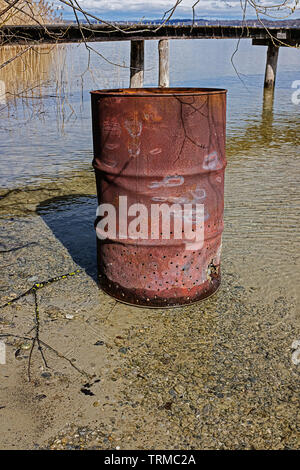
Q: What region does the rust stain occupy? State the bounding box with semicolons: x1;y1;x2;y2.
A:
91;87;227;307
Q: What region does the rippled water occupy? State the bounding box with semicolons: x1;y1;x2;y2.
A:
0;39;299;306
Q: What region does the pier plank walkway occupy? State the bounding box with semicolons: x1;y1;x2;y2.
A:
1;24;299;46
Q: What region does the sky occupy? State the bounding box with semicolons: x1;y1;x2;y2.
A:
55;0;300;21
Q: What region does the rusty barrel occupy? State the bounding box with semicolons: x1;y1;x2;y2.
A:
91;88;227;307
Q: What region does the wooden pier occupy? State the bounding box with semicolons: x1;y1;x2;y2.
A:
1;23;300;91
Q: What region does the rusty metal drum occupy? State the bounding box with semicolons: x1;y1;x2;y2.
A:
91;88;227;307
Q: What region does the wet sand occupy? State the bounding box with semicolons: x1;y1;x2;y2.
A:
0;170;299;450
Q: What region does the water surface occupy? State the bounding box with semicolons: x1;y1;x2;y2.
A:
0;39;299;307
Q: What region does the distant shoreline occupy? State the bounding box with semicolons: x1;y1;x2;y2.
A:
63;17;300;28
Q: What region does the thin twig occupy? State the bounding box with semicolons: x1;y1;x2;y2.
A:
0;269;82;309
0;44;32;70
0;268;92;381
0;0;20;17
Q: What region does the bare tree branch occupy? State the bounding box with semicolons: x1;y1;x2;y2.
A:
0;0;20;17
0;43;31;69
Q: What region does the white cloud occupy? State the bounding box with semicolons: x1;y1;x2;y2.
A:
56;0;300;19
65;1;199;12
64;0;234;11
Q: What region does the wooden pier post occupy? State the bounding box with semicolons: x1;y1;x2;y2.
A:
130;40;144;88
158;39;169;87
264;45;279;89
262;88;274;143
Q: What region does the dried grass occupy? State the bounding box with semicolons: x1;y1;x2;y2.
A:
0;0;62;26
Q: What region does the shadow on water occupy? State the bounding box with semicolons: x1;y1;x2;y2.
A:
37;194;98;279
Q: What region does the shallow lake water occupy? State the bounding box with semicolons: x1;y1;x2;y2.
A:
0;38;299;306
0;38;299;450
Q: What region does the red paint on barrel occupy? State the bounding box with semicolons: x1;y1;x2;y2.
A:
91;88;227;307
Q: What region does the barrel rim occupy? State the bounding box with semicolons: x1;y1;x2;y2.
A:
90;87;227;97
